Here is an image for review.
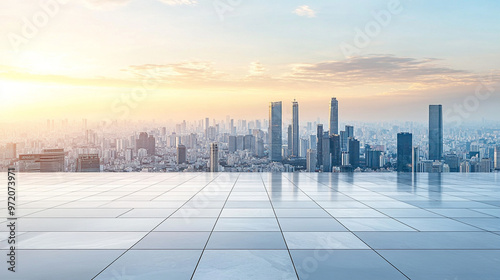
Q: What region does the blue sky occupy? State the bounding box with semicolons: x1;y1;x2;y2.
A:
1;0;499;122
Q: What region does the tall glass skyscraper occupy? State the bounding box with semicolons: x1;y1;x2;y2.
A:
429;105;443;161
397;132;413;172
269;101;282;162
329;98;338;135
210;143;219;172
292;100;299;157
316;124;323;168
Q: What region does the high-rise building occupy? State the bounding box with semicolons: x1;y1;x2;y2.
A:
397;133;413;172
330;134;341;167
340;130;348;151
292;100;299;157
244;135;255;153
300;138;309;158
205;117;210;138
177;144;187;164
345;125;354;138
228;136;237;152
287;125;292;156
210;143;219;172
306;149;316;172
329;98;339;135
76;154;100;172
348;138;360;168
269;101;282;162
444;153;460;172
429;105;443;161
316;124;323;168
495;145;500;170
136;132;155;156
413;146;420;173
321;133;331;172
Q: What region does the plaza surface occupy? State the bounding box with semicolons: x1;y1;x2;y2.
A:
1;173;500;280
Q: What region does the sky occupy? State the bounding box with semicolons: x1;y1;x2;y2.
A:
0;0;499;124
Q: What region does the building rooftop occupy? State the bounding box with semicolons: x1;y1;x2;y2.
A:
1;173;500;279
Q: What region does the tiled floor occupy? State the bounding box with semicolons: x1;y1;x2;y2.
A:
1;173;500;279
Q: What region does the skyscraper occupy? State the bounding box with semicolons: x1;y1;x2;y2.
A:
292;100;299;157
429;105;443;161
397;133;413;172
321;133;331;172
495;145;500;170
330;134;341;167
329;98;339;135
316;124;323;168
348;138;360;168
177;144;187;164
306;149;316;172
269;101;283;162
210;143;219;172
287;125;292;157
345;125;354;138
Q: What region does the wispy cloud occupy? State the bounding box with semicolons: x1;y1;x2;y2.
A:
293;5;316;18
284;55;478;87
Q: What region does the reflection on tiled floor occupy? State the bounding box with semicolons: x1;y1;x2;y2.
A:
1;173;500;279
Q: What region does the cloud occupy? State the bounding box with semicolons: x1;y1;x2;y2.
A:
248;62;267;76
123;61;226;83
284;55;479;87
293;5;316;18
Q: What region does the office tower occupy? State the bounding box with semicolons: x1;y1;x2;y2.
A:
136;132;155;156
321;133;331;172
210;143;219;172
495;146;500;170
76;154;100;172
237;135;245;150
444;153;460;172
256;139;265;157
244;135;255;152
341;152;350;166
205;118;209;138
6;143;16;159
228;136;237;152
287;125;292;156
316;124;323;168
309;135;317;150
329;97;339;135
330;134;341;167
429;105;443;161
306;149;316;172
300;138;309;158
413;146;420;172
177;144;187;164
269;101;282;162
292;100;299;157
397;133;413;172
340;130;347;151
345;125;354;138
348;138;360;168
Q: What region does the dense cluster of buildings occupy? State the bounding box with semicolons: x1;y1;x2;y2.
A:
0;98;499;173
